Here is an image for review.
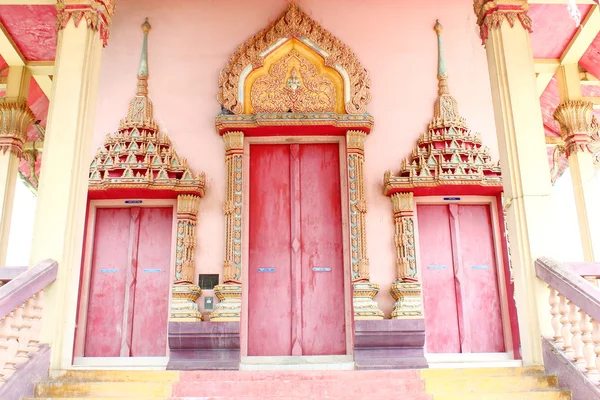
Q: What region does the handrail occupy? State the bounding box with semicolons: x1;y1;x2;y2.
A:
0;259;58;386
536;256;600;385
0;260;57;319
0;267;28;282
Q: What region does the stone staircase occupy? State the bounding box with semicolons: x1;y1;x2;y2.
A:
28;366;570;400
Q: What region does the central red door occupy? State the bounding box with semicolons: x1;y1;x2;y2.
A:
248;143;346;356
84;206;173;357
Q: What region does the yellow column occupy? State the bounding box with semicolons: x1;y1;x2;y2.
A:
211;131;244;321
0;66;34;265
29;0;114;369
554;64;600;262
389;192;422;319
346;130;384;320
474;0;553;364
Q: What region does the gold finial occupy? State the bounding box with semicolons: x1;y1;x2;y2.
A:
142;17;151;34
434;19;443;35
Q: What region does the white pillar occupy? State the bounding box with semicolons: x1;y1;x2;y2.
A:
0;66;34;265
474;0;554;365
554;64;600;262
29;0;114;369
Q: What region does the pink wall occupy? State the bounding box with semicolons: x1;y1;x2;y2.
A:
93;0;497;316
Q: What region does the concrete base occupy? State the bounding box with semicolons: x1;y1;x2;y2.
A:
542;337;600;400
167;321;240;370
353;319;428;370
0;344;50;400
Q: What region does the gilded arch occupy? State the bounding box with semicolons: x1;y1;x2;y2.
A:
212;4;383;323
217;4;371;115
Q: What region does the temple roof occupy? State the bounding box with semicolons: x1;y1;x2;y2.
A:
88;19;205;198
383;20;502;197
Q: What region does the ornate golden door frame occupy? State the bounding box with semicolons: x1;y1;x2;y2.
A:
211;4;385;323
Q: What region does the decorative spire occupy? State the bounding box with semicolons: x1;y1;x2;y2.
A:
120;18;157;131
137;18;151;96
431;20;465;128
434;20;447;94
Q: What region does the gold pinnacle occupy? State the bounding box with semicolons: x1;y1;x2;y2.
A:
142;17;151;34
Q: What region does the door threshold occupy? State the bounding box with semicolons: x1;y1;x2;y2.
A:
72;356;168;369
426;352;521;369
240;355;355;371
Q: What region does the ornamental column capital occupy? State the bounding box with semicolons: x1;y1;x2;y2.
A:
346;130;366;153
391;192;414;216
223;131;244;153
0;98;36;158
473;0;532;44
56;0;116;47
553;100;596;157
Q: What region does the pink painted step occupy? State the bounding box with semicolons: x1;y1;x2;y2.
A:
179;369;422;382
172;378;427;398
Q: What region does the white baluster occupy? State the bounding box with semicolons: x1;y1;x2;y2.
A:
0;309;21;383
593;319;600;382
580;310;598;381
560;294;574;357
570;301;585;368
15;297;35;365
27;291;43;353
549;287;563;346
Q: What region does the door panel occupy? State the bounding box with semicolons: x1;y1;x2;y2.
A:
458;204;505;353
84;208;131;357
299;144;346;355
131;207;173;357
248;144;293;356
418;204;461;353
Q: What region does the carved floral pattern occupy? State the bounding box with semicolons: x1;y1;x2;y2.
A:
553;101;597;158
0;99;35;158
56;0;115;47
473;0;532;44
218;4;370;114
251;50;336;113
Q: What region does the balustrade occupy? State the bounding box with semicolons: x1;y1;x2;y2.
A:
0;260;56;387
536;257;600;385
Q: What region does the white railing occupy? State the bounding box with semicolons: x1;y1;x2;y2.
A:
0;260;57;386
536;257;600;384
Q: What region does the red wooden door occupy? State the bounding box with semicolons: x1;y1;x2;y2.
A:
248;144;293;356
85;208;131;357
418;205;461;353
457;205;505;353
131;207;173;356
418;203;505;354
248;143;345;356
84;206;173;357
299;144;346;356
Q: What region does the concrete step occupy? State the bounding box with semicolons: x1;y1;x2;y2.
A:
432;391;571;400
424;375;558;393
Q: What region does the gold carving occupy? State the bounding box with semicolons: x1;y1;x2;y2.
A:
383;21;502;195
553;101;596;158
210;284;242;321
176;194;200;284
391;281;422;319
215;131;244;321
346;130;383;319
353;281;384;320
0;99;35;158
218;4;370;114
473;0;531;44
251;50;336;113
389;193;422;318
56;0;115;47
215;112;374;135
170;284;202;322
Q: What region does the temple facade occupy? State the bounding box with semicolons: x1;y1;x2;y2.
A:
0;0;600;398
